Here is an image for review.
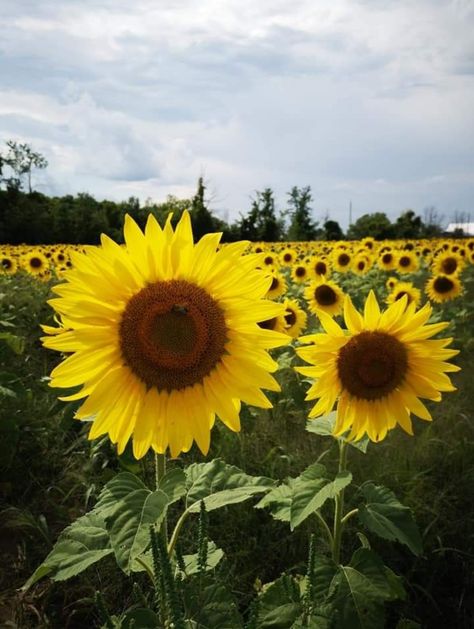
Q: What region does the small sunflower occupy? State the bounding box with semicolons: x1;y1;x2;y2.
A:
291;262;310;284
279;248;296;266
282;298;307;338
1;255;18;274
296;292;459;442
396;251;419;274
386;281;421;309
304;278;345;317
332;249;352;273
309;256;331;279
378;250;397;271
386;276;398;291
266;270;287;300
22;251;49;276
43;212;289;459
426;274;463;303
432;251;464;276
352;254;371;275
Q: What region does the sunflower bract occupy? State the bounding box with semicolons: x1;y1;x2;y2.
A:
42;211;289;458
296;291;460;443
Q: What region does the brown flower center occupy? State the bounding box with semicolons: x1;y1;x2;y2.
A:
283;253;292;262
433;276;454;294
269;276;280;291
382;253;392;264
441;257;457;274
338;253;350;266
119;280;227;391
284;308;297;327
399;256;410;267
258;317;278;330
295;266;306;277
30;257;43;269
315;261;327;275
337;331;408;400
2;258;12;269
314;285;337;306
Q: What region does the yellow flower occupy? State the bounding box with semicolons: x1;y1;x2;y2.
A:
42;212;288;459
432;251;464;276
291;262;310;284
21;250;50;277
296;292;459;442
386;281;421;309
281;299;307;338
304;277;345;317
332;249;352;273
265;270;287;299
1;254;17;274
396;251;419;274
426;274;463;303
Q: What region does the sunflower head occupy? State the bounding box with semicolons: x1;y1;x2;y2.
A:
386;281;421;309
266;270;288;299
396;251;419;274
426;274;463;303
304;278;345;317
42;212;289;459
291;262;310;284
281;298;307;338
296;291;460;442
432;251;464;276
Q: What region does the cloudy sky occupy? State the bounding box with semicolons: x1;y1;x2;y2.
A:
1;0;473;227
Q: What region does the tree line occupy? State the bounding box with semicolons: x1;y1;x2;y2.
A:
0;140;447;245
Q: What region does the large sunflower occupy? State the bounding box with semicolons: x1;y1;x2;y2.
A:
296;292;459;442
426;274;463;303
42;212;289;458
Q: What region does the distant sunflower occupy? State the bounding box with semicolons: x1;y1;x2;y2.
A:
352;254;370;275
378;250;397;271
386;276;398;291
333;249;352;273
42;212;288;459
396;251;419;274
386;281;421;309
291;262;310;284
426;274;463;303
266;270;287;299
282;298;307;338
304;278;345;317
309;256;331;279
279;248;296;266
432;251;464;276
1;255;17;274
22;251;49;277
296;292;459;442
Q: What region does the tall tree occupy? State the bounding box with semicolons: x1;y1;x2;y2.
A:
190;177;216;239
322;219;344;241
241;188;284;242
286;186;319;241
347;212;395;240
1;140;48;192
394;210;423;239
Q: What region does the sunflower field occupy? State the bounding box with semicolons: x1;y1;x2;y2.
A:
1;222;473;628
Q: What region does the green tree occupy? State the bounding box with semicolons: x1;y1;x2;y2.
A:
394;210;423;239
347;212;395;240
287;186;319;241
322;219;344;241
190;177;216;239
240;188;284;242
1;140;48;192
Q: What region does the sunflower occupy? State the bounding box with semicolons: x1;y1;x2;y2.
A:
386;276;398;291
266;270;287;299
352;254;371;275
396;251;419;274
332;249;352;273
291;262;310;284
42;212;289;459
22;250;49;276
378;250;397;271
386;281;421;309
281;298;307;338
426;274;463;303
432;251;464;276
1;255;18;274
296;292;459;442
304;278;345;317
279;248;296;266
309;256;331;279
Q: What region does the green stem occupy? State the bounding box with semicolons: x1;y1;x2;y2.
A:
314;510;334;548
332;440;348;564
168;510;189;558
155;452;168;543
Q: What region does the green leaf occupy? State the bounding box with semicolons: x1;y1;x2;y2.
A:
182;541;224;575
358;484;422;556
257;575;302;627
309;553;338;606
159;467;187;505
184;459;275;513
22;513;112;590
0;331;25;354
328;549;404;629
182;574;243;628
306;413;369;453
256;463;327;523
93;472;147;519
119;608;160;629
107;488;169;574
0;415;20;467
290;471;352;530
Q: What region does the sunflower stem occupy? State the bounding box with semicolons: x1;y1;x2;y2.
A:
332;440;348;564
154;452;168;544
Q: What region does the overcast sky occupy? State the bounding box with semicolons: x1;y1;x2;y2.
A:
1;0;473;227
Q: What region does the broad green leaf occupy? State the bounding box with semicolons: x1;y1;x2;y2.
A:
185;459;275;513
256;463;327;522
0;331;25;354
182;574;243;628
290;471;352;530
257;575;302;627
306;413;369;453
309;553;338;605
93;472;147;519
358;484;422;556
159;467;187;504
107;488;169;574
22;513;112;590
182;541;224;575
328;548;404;629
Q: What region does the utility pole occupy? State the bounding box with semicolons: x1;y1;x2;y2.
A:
349;200;352;226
